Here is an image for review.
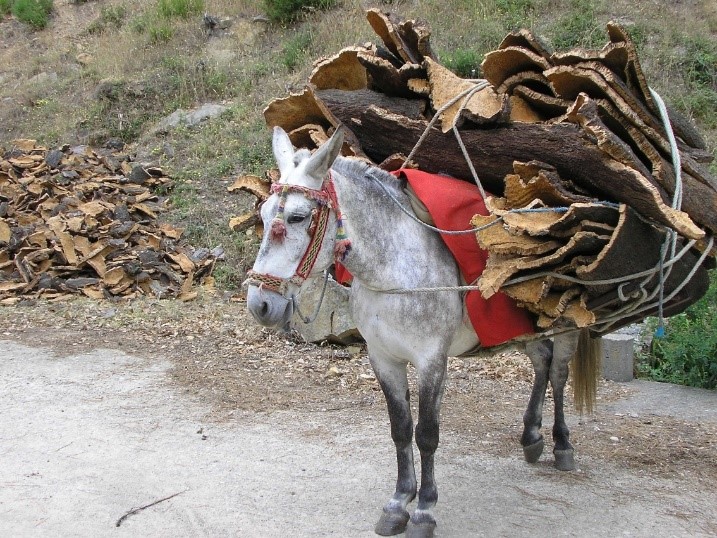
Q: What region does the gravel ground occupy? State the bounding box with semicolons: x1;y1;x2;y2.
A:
0;295;716;537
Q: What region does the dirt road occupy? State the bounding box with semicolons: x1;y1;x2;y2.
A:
2;334;716;537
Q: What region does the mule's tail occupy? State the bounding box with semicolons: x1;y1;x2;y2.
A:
571;328;602;414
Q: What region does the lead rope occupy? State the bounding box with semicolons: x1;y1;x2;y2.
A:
292;269;331;324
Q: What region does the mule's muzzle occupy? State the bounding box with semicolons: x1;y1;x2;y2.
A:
246;285;294;329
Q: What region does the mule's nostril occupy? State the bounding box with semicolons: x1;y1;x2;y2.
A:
259;301;269;318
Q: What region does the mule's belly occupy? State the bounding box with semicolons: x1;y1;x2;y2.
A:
447;318;480;356
350;283;478;363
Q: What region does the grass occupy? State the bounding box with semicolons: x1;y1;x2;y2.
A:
549;0;605;50
263;0;338;24
282;29;313;70
85;4;127;35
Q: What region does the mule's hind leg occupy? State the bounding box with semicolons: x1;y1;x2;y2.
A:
371;356;417;536
521;339;553;464
550;332;581;471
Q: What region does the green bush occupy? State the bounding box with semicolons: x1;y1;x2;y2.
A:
132;0;202;42
263;0;337;24
282;30;313;70
683;37;717;89
0;0;12;15
157;0;203;19
675;37;717;127
638;270;717;389
8;0;53;29
441;48;482;78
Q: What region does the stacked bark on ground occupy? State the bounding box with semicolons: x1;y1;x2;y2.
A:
258;9;716;332
0;140;219;304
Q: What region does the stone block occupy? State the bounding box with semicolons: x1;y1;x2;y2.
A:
290;275;361;344
601;333;634;382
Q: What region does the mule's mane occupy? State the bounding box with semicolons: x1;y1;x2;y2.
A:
331;157;404;195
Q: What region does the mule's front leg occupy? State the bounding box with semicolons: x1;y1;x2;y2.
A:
405;362;447;538
372;358;416;536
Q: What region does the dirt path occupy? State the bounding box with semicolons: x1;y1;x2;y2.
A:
1;304;716;537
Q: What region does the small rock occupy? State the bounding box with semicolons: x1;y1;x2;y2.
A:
128;164;151;184
45;149;64;169
152;103;230;133
28;72;58;85
290;275;361;344
76;53;94;66
104;138;125;151
93;78;123;100
610;436;620;442
203;13;233;32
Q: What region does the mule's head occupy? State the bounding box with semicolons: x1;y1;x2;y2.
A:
246;126;345;329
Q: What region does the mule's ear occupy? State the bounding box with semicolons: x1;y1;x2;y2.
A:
304;127;344;185
273;126;295;179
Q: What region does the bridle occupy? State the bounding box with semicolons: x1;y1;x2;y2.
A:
244;172;350;296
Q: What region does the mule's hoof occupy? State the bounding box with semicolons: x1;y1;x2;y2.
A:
522;438;545;464
406;518;436;538
554;448;576;471
375;508;410;536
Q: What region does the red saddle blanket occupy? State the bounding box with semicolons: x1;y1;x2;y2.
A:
392;169;535;346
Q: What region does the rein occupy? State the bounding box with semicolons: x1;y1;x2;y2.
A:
245;173;351;301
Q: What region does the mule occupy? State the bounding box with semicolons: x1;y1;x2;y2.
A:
246;126;599;537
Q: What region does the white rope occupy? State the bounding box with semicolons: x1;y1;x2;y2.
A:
369;169;595;236
360;85;712;334
649;88;683;211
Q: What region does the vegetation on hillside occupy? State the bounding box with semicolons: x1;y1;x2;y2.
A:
0;0;715;386
1;0;53;29
638;270;717;389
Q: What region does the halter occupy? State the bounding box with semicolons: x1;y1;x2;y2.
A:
245;172;351;296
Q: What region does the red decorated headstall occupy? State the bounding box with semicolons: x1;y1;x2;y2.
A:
245;173;351;296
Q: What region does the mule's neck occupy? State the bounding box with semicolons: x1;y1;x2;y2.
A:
330;159;458;291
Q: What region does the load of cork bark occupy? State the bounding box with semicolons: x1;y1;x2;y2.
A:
232;9;716;335
0;141;221;304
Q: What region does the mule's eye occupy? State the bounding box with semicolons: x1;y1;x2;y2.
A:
287;213;308;224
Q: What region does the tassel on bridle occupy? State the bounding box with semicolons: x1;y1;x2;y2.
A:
334;212;351;261
270;185;290;241
325;179;351;261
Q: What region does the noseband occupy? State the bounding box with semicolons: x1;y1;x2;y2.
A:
245;173;350;296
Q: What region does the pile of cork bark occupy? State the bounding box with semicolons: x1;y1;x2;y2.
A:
237;9;717;333
0;140;220;304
